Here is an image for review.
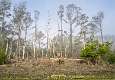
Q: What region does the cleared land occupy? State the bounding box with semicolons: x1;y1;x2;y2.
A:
0;58;115;80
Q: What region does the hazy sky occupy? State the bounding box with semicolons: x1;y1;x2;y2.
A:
13;0;115;36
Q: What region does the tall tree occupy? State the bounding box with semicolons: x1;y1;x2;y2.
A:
33;10;40;58
57;5;64;57
92;11;104;43
22;12;33;59
87;22;98;42
13;2;26;59
65;4;80;56
0;0;12;57
33;31;45;58
79;14;89;48
36;31;44;49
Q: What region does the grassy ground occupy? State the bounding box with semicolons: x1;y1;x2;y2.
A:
0;58;115;80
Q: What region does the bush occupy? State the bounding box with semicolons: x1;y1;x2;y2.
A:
107;53;115;64
80;41;112;64
97;42;111;55
80;41;98;64
0;34;8;64
0;48;7;65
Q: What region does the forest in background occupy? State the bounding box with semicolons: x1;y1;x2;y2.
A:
0;0;115;64
0;0;115;79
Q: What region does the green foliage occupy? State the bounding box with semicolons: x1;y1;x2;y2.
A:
80;41;112;64
97;42;111;55
107;53;115;64
0;34;7;65
0;48;7;65
80;41;98;63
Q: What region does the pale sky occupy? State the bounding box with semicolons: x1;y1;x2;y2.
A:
13;0;115;37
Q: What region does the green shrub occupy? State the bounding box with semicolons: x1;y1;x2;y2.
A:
80;41;112;64
0;48;7;65
107;53;115;64
0;34;8;64
80;41;98;64
97;42;111;55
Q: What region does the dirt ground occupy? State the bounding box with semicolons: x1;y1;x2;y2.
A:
0;58;115;79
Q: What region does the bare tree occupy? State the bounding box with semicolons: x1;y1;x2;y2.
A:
92;11;104;43
79;14;89;48
33;10;40;58
65;4;80;57
0;0;11;56
13;2;26;59
36;31;45;58
22;12;33;59
45;11;51;58
87;22;98;42
57;5;64;57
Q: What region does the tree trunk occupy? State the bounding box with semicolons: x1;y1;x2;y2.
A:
60;17;63;58
46;32;49;58
5;39;9;55
100;24;103;43
65;47;67;58
38;40;41;58
16;40;18;59
9;40;13;59
33;41;36;58
22;27;27;59
42;49;43;58
83;32;86;49
70;23;72;57
18;27;21;59
53;44;55;58
22;46;25;59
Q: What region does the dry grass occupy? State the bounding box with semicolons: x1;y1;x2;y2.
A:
0;58;115;80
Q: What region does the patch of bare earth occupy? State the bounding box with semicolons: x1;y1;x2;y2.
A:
0;58;115;79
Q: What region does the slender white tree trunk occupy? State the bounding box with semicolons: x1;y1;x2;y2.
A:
69;22;73;57
83;33;86;49
65;46;67;58
53;47;55;58
16;40;18;59
5;39;9;55
18;27;21;59
100;24;103;43
42;49;43;58
22;27;27;59
9;40;13;59
22;46;25;59
33;41;36;58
